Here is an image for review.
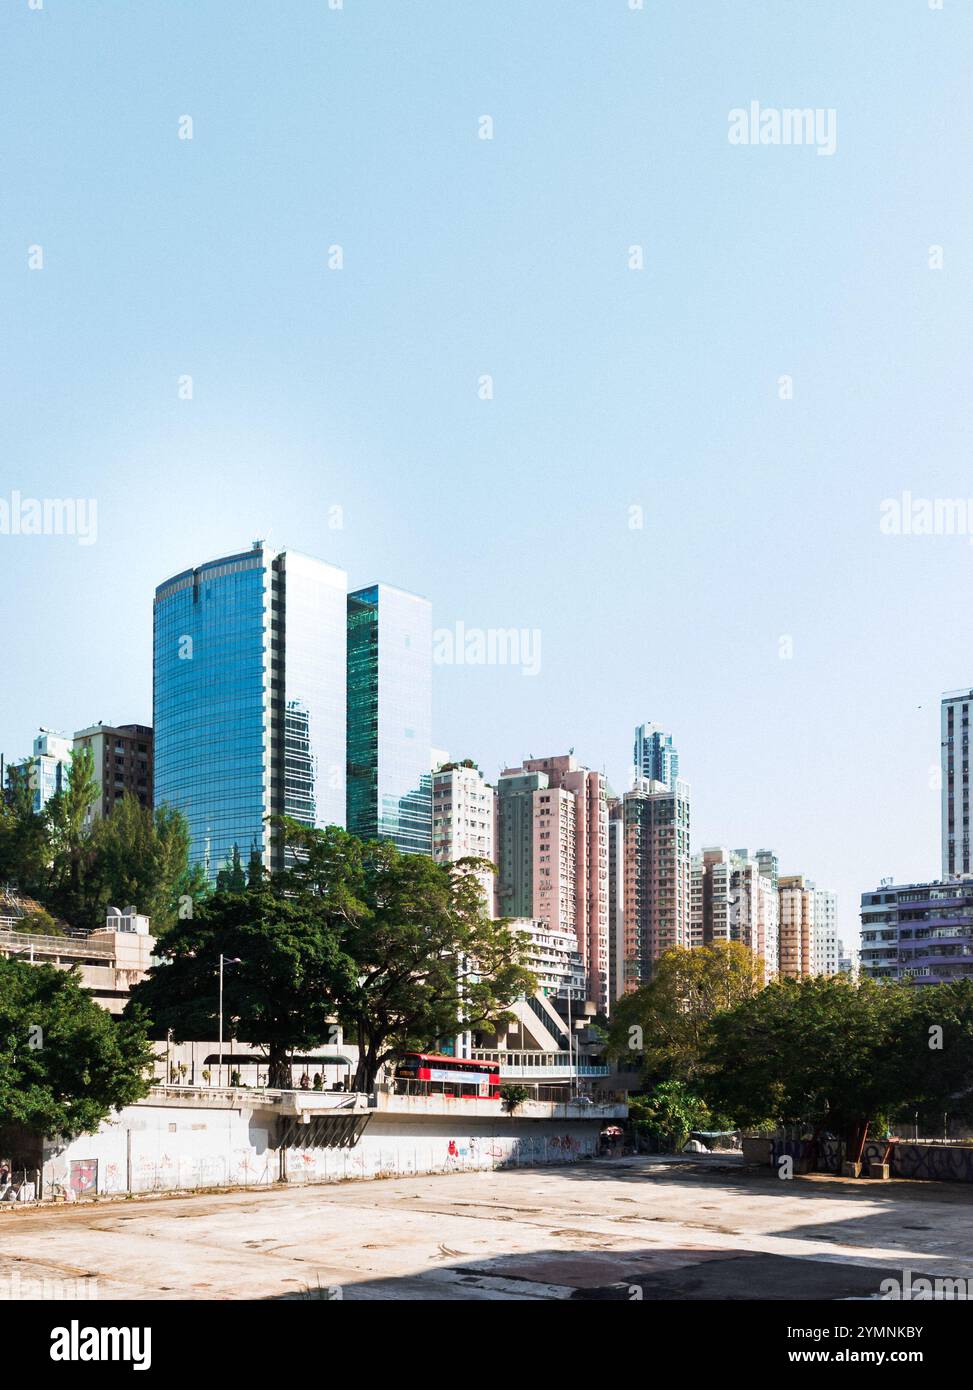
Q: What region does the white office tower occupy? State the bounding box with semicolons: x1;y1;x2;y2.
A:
811;887;839;977
942;689;973;879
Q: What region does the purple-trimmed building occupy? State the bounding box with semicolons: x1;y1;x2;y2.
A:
860;879;973;986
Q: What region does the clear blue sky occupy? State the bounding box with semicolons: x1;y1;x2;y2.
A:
2;1;972;949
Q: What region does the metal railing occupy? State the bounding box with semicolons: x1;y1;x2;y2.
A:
386;1078;625;1107
471;1049;609;1075
0;927;114;958
524;994;570;1049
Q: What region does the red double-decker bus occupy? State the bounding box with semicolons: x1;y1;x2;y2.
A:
394;1053;500;1099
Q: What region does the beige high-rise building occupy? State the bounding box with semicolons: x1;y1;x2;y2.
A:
778;874;815;978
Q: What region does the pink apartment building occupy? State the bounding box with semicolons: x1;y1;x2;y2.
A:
621;777;692;991
498;755;610;1012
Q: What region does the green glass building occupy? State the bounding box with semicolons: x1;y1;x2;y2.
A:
346;583;432;855
496;769;549;917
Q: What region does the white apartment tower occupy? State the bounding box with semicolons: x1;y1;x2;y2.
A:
23;730;73;813
811;887;839;976
431;759;497;915
692;847;779;980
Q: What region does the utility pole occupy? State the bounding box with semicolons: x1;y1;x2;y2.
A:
218;955;241;1088
218;955;224;1087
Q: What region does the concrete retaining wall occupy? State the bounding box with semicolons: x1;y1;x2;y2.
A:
866;1139;973;1183
40;1098;602;1198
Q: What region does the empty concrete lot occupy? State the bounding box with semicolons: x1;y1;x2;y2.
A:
3;1154;973;1300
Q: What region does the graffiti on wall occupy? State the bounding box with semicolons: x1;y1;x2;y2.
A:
869;1140;973;1184
48;1125;600;1198
69;1160;97;1195
771;1137;973;1185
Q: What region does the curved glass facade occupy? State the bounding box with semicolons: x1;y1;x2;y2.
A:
154;546;346;880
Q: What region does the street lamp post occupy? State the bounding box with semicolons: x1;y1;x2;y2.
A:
218;955;241;1088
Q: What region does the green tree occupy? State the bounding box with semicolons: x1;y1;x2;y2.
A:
127;882;357;1089
277;822;537;1092
41;747;101;924
500;1084;530;1114
2;755;203;936
0;761;52;896
702;975;918;1162
607;942;765;1084
91;797;208;935
129;824;537;1095
628;1080;717;1152
891;980;973;1132
0;957;154;1144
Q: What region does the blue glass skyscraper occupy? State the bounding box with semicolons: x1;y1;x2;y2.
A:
347;583;432;855
633;722;679;790
153;544;347;879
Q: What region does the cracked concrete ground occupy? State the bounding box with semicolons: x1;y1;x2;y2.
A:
3;1154;973;1300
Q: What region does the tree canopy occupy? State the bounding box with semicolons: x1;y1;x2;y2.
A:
0;760;53;891
0;759;205;936
128;881;357;1088
0;957;154;1142
700;974;973;1160
130;822;537;1092
607;942;765;1084
877;979;973;1133
627;1080;730;1153
278;823;536;1090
